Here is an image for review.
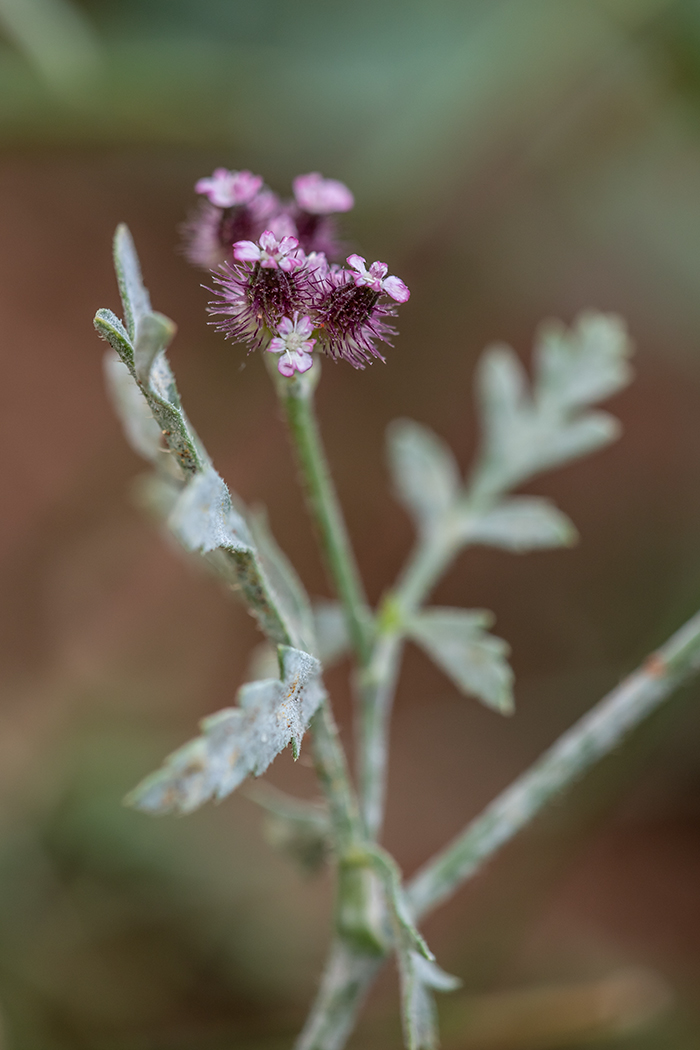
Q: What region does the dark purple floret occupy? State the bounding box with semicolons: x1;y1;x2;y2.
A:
314;270;398;368
292;210;345;261
209;260;312;351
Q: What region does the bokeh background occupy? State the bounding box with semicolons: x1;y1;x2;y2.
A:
3;0;700;1046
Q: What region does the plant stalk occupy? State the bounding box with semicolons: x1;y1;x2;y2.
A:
272;359;373;666
300;607;700;1049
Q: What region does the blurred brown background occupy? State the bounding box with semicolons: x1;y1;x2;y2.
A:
3;0;700;1047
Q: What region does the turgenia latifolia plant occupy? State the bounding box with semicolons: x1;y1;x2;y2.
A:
94;168;700;1050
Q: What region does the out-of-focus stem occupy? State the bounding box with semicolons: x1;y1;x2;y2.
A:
295;940;382;1050
300;607;700;1049
406;608;700;917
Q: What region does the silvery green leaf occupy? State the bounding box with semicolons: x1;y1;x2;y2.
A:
113;222;152;341
126;647;324;815
408;608;514;714
387;419;461;535
398;949;461;1050
94;226;205;478
168;467;252;555
168;469;292;644
471;312;633;496
103;352;164;466
461;496;577;552
248;508;315;652
535;312;633;413
133;310;177;387
312;599;350;666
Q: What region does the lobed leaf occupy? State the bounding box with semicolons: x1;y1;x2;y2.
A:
460;495;577;552
408;608;514;714
471;312;633;497
534;311;633;413
387;419;461;536
126;647;323;815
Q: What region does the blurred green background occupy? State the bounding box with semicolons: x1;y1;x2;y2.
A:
4;0;700;1046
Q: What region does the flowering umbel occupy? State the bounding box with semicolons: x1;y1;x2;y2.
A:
186;168;410;372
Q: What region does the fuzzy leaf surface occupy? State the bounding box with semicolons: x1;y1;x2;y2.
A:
398;950;461;1050
387;419;461;536
472;312;633;496
408;608;514;714
126;647;323;815
312;599;350;666
461;496;577;552
95;225;296;645
249;508;315;653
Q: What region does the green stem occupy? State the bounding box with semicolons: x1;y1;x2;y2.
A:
272;359;373;665
406;607;700;917
358;530;457;838
300;607;700;1050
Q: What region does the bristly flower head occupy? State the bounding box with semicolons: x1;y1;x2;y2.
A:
266;313;316;376
182;169;278;270
197;170;410;369
209;233;312;351
313;255;410;368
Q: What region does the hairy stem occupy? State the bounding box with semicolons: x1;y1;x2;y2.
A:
272;360;373;665
301;607;700;1049
296;941;382;1050
310;700;365;853
407;608;700;916
358;532;457;838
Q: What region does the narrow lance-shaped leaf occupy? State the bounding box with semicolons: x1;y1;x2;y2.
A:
408;608;514;715
248;507;316;653
398;950;461;1050
365;845;459;1050
312;599;351;666
126;647;323;816
95;225;314;648
387;419;461;536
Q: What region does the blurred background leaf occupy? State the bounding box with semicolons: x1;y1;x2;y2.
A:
4;0;700;1047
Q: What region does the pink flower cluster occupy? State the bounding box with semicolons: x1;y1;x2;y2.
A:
183;168;354;271
185;167;410;373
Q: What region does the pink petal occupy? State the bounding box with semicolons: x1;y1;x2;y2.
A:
293;351;314;373
382;275;410;303
278;236;300;254
231;171;263;203
369;261;388;280
346;254;367;275
277;316;294;336
233;240;261;262
278;356;296;377
267;338;285;353
293;173;354;215
259;230;277;252
296;315;315;338
279;255;304;272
